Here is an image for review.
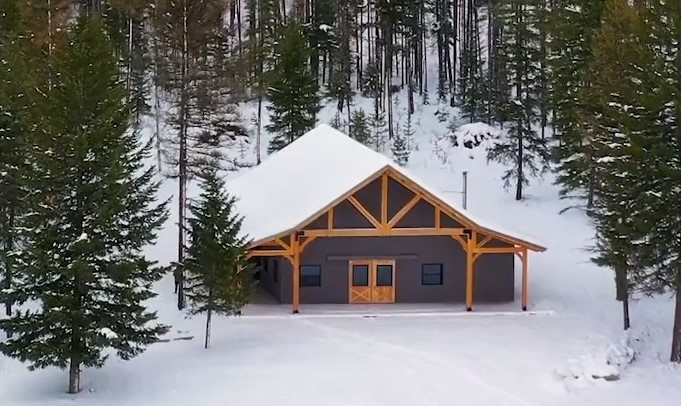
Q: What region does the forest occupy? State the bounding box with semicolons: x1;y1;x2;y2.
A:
1;0;681;395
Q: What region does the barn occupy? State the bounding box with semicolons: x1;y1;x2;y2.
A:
230;124;546;313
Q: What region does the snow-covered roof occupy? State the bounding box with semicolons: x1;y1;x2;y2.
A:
229;124;545;251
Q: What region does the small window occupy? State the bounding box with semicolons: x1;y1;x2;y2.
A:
422;264;443;285
376;264;393;287
352;265;369;286
300;265;322;287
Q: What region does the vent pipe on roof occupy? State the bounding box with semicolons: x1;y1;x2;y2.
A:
462;171;468;210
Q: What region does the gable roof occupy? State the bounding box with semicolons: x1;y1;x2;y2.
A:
228;124;545;252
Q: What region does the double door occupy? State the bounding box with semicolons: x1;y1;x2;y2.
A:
349;259;395;303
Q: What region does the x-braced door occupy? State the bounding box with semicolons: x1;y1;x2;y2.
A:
349;259;396;303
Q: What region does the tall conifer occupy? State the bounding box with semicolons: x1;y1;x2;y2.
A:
0;16;169;393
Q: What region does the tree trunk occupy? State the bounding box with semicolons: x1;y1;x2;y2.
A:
205;307;212;349
671;278;681;363
615;265;630;330
177;0;189;311
4;208;14;319
622;296;630;331
68;357;81;394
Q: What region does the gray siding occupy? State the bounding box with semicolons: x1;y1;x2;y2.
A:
274;236;514;304
257;169;516;305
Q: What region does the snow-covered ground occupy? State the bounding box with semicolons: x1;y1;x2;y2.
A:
2;66;681;406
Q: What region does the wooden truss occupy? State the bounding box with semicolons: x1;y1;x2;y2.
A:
247;167;542;313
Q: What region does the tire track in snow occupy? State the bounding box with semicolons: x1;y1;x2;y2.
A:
297;318;542;406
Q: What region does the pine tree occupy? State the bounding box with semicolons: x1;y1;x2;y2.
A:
548;0;607;208
0;0;31;321
370;104;389;152
489;0;550;200
0;17;169;393
349;109;371;145
184;166;254;349
585;0;645;331
266;20;321;153
391;124;410;166
622;0;681;363
155;0;248;309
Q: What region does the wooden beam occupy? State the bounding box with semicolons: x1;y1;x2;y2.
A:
387;195;421;227
476;247;524;254
327;207;334;229
299;235;317;252
292;233;300;314
386;168;475;229
465;230;476;311
450;234;467;249
274;238;290;251
381;172;388;227
476;235;492;249
435;207;441;228
347;195;382;229
520;249;529;311
246;249;292;258
302;227;466;238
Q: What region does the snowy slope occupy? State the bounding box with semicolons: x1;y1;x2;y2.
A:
2;43;681;406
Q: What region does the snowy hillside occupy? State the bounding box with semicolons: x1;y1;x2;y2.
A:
1;88;680;406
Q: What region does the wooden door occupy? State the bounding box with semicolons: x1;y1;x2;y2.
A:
371;260;395;303
348;260;396;304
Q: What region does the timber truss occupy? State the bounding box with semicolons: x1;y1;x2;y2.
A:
247;167;545;313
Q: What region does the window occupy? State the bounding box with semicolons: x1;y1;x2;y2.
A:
352;265;369;286
422;264;443;285
300;265;322;287
376;264;393;286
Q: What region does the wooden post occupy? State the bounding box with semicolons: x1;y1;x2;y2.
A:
521;248;528;311
292;233;300;314
381;173;388;231
465;230;476;311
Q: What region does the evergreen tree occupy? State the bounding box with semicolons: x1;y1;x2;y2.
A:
548;0;607;208
184;166;254;349
349;109;371;145
0;0;31;320
586;0;648;331
370;103;389;152
0;17;169;393
404;112;417;151
622;0;681;363
391;125;410;166
155;0;248;309
489;0;550;200
266;20;321;153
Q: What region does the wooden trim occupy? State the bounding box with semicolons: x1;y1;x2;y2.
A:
387;168;476;229
299;236;317;252
476;247;524;254
451;234;467;249
386;167;546;252
518;249;529;311
328;254;418;261
476;236;492;249
388;195;421;227
302;227;465;238
465;231;476;311
381;173;389;228
347;195;382;229
248;165;546;253
274;238;290;251
291;233;300;314
246;249;292;258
